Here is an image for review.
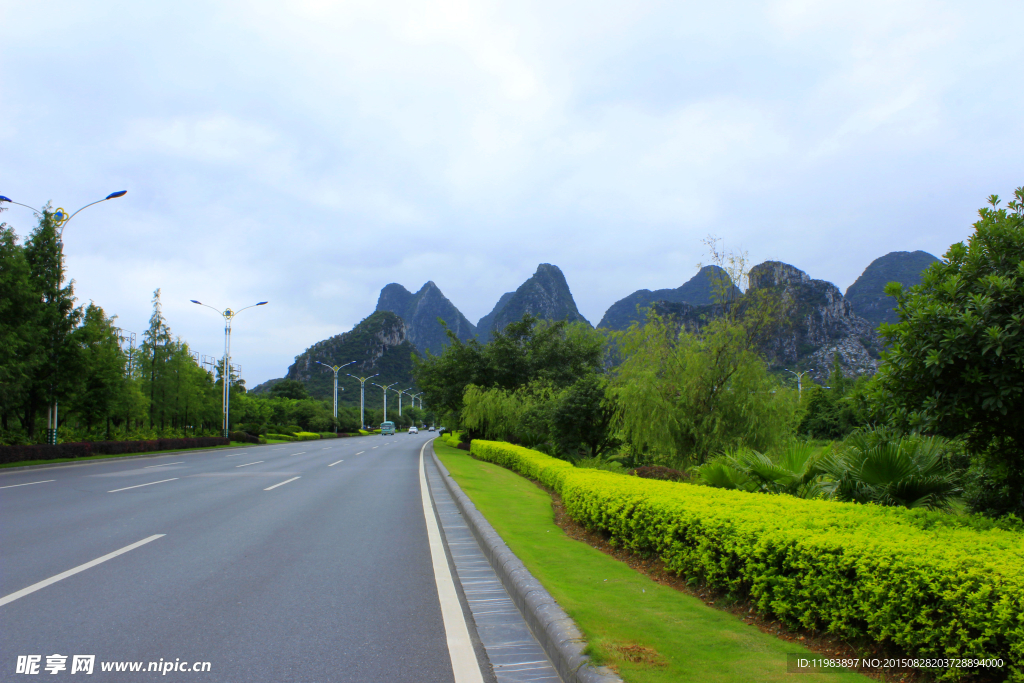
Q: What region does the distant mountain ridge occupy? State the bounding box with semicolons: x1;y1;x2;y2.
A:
652;261;883;382
375;281;476;354
597;265;739;330
845;251;939;326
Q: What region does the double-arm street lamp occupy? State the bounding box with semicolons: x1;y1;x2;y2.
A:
191;300;268;438
371;382;398;423
347;373;378;429
316;360;355;431
392;387;414;417
1;191;127;444
784;369;810;401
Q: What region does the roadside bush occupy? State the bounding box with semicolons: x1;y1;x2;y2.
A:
294;432;321;441
0;437;230;465
470;439;1024;680
318;432;338;439
630;465;687;482
228;431;259;444
265;433;295;442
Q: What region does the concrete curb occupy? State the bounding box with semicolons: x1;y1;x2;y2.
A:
430;443;622;683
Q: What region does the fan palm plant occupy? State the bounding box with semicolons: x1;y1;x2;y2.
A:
822;428;961;510
693;442;830;498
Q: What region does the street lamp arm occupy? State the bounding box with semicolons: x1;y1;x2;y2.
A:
234;301;269;316
0;198;43;213
190;300;224;316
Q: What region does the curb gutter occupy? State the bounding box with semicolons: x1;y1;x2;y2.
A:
431;443;622;683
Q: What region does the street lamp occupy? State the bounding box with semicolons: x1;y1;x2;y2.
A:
371;382;398;423
191;300;268;438
392;387;414;417
347;373;379;429
784;369;810;401
316;360;355;432
1;190;127;444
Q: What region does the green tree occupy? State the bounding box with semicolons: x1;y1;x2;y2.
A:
550;374;619;460
0;222;39;439
68;303;126;437
871;188;1024;516
614;315;798;467
268;379;309;400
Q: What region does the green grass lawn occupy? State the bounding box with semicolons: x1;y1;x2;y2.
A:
434;440;867;683
0;442;256;469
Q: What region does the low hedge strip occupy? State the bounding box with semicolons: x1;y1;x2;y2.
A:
0;437;230;465
470;439;1024;681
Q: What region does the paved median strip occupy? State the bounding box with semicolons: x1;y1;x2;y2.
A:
144;462;184;469
0;534;165;608
328;460;344;467
264;477;300;491
235;461;264;468
108;479;178;493
0;480;55;490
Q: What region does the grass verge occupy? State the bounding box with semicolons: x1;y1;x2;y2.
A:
0;442;256;469
434;440;867;683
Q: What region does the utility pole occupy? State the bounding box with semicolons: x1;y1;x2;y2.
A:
347;373;379;429
316;360;355;431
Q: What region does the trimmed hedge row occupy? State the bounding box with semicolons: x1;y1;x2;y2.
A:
470;439;1024;681
0;437;230;465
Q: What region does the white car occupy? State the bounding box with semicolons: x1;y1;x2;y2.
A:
409;427;418;434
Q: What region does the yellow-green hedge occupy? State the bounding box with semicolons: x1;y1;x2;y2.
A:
439;432;463;448
470;439;1024;681
294;432;321;441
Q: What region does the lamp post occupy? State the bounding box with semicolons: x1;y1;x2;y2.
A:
316;360;355;431
371;382;398;423
784;369;810;401
347;373;379;429
191;300;268;438
1;191;128;445
393;387;414;417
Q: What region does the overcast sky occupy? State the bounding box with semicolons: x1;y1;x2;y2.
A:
2;0;1021;386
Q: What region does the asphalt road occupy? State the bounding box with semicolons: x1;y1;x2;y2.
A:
0;432;467;681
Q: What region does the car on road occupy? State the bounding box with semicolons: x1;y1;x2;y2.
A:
408;427;418;434
380;421;395;436
428;426;435;432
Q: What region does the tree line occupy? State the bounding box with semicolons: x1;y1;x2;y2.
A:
414;187;1024;519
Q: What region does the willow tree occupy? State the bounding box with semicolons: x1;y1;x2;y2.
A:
613;315;798;467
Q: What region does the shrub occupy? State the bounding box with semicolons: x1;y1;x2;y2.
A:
0;437;229;465
265;433;295;442
228;431;259;444
630;465;687;482
294;432;321;441
318;432;338;439
470;439;1024;680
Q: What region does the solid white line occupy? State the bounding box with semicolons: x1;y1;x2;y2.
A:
235;461;264;468
108;478;178;493
328;460;344;467
419;443;484;683
264;477;300;491
0;534;165;608
144;462;184;469
0;480;55;490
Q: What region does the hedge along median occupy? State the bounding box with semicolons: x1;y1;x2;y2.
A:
470;439;1024;681
0;437;230;466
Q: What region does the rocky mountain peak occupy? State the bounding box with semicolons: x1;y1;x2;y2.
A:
748;261;812;290
598;265;739;330
375;281;475;355
487;263;591;336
